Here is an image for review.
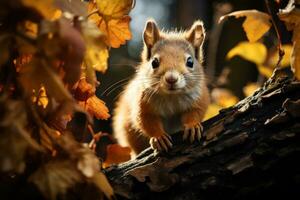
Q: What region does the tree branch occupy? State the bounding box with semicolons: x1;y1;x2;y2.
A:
105;71;300;200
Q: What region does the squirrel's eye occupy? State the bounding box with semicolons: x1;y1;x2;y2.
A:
151;57;160;69
186;56;193;68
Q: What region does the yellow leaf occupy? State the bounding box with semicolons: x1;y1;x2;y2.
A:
32;86;49;108
86;43;109;72
88;0;133;48
21;0;59;20
227;41;267;65
268;45;293;67
279;4;300;80
92;172;114;200
257;65;273;78
211;88;239;108
243;82;260;97
204;104;223;121
82;21;109;72
219;10;272;42
23;20;38;38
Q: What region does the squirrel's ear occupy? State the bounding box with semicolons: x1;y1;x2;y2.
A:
143;20;160;58
186;20;205;52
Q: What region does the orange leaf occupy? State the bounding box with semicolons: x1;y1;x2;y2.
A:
88;0;132;48
73;78;95;101
95;0;133;18
103;144;131;168
80;95;110;120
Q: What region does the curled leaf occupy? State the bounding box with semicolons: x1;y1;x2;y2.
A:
79;95;110;120
73;78;95;101
219;10;272;42
279;2;300;80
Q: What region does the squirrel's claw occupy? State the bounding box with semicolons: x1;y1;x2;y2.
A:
183;123;203;143
150;133;173;152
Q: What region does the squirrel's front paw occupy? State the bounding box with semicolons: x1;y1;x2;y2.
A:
149;133;173;152
183;123;203;143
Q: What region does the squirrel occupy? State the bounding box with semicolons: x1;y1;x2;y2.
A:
113;19;210;157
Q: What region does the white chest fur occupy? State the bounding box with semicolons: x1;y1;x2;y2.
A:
149;88;202;134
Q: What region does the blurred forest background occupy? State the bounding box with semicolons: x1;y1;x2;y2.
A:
96;0;291;133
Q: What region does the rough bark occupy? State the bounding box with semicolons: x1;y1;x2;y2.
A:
105;71;300;200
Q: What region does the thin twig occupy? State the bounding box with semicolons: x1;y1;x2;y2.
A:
265;0;285;68
86;9;99;19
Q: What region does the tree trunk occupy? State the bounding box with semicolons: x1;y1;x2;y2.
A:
105;71;300;200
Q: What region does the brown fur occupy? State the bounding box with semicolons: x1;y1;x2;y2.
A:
113;20;210;157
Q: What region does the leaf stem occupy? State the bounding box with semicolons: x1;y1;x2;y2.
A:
265;0;285;68
86;9;99;19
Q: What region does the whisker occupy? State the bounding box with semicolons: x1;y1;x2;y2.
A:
101;77;131;96
106;82;130;96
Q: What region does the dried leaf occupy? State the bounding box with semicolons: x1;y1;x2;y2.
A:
32;86;49;108
86;42;109;72
29;160;83;200
103;144;131;168
81;21;109;72
227;41;267;65
73;78;95;101
219;10;271;42
95;0;133;18
19;57;73;103
268;45;293;67
23;20;38;38
0;97;40;173
88;0;132;48
97;16;132;48
279;3;300;80
79;95;110;120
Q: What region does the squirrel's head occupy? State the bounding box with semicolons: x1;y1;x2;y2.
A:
140;19;206;94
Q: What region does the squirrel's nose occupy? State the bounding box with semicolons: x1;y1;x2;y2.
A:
165;75;178;84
